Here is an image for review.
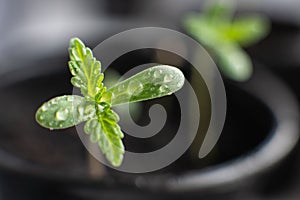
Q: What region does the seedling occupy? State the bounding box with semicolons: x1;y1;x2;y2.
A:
35;38;185;167
183;1;270;81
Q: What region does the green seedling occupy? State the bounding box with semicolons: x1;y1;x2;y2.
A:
183;1;270;81
35;38;185;167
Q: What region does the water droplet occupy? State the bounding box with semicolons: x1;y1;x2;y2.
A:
49;121;54;126
39;115;44;120
159;85;169;93
164;74;173;82
94;68;100;75
153;69;162;78
49;128;54;131
50;100;58;105
177;82;182;88
59;124;63;128
146;71;151;78
56;108;69;121
71;77;82;88
78;105;85;116
67;96;74;102
150;87;155;91
118;84;125;92
84;104;95;116
128;80;143;95
41;105;47;111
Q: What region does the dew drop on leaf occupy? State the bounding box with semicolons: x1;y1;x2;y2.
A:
77;105;85;117
153;69;162;78
41;105;47;111
146;71;151;78
50;101;56;105
159;85;169;93
71;77;82;88
56;108;69;121
118;84;125;92
84;104;95;115
67;96;74;102
93;68;100;75
128;80;143;95
164;74;173;82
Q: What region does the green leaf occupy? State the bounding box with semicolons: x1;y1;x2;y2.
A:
183;2;270;81
184;14;227;48
36;95;96;129
105;65;185;106
68;38;104;99
202;1;233;23
183;2;234;47
216;44;252;81
35;37;186;167
227;15;270;47
84;103;124;167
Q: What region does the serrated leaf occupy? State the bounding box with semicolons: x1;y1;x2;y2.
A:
68;38;104;99
84;103;124;167
36;95;96;129
105;65;185;106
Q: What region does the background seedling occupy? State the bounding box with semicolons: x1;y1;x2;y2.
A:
183;1;270;81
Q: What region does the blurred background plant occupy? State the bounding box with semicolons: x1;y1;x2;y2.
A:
183;0;270;81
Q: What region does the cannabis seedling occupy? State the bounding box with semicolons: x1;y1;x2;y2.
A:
35;38;185;167
183;1;270;81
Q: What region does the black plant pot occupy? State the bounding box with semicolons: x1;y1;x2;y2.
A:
246;19;300;108
0;1;299;199
0;46;298;200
